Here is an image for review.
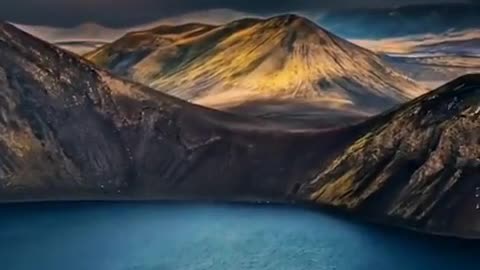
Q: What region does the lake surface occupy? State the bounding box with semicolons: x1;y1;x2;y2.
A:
0;202;478;270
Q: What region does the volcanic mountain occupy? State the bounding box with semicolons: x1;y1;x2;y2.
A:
0;21;356;201
1;22;480;238
85;15;424;121
299;74;480;237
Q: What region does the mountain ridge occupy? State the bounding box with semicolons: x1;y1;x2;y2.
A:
299;73;480;237
86;14;424;122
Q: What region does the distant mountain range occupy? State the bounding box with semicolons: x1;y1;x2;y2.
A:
1;21;480;238
13;9;256;54
85;15;424;122
352;29;480;56
347;28;480;88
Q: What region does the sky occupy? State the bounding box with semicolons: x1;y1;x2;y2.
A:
0;0;477;27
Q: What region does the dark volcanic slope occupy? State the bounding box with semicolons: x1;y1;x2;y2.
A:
0;22;356;201
300;74;480;237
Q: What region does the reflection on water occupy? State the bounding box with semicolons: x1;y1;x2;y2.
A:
0;202;478;270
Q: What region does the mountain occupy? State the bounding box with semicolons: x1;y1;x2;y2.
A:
53;40;108;55
14;22;124;42
318;3;480;39
15;9;254;43
352;28;480;89
2;21;480;238
0;21;357;202
13;22;124;54
386;54;480;90
85;14;424;121
299;74;480;237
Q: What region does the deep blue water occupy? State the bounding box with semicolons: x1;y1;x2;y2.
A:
0;202;478;270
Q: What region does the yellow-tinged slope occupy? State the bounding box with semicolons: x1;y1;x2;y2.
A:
86;14;425;116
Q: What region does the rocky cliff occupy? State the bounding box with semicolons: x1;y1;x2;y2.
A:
300;74;480;237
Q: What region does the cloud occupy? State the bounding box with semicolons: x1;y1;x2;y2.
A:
0;0;474;27
351;28;480;54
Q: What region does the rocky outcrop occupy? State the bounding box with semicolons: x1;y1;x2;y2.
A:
300;74;480;238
